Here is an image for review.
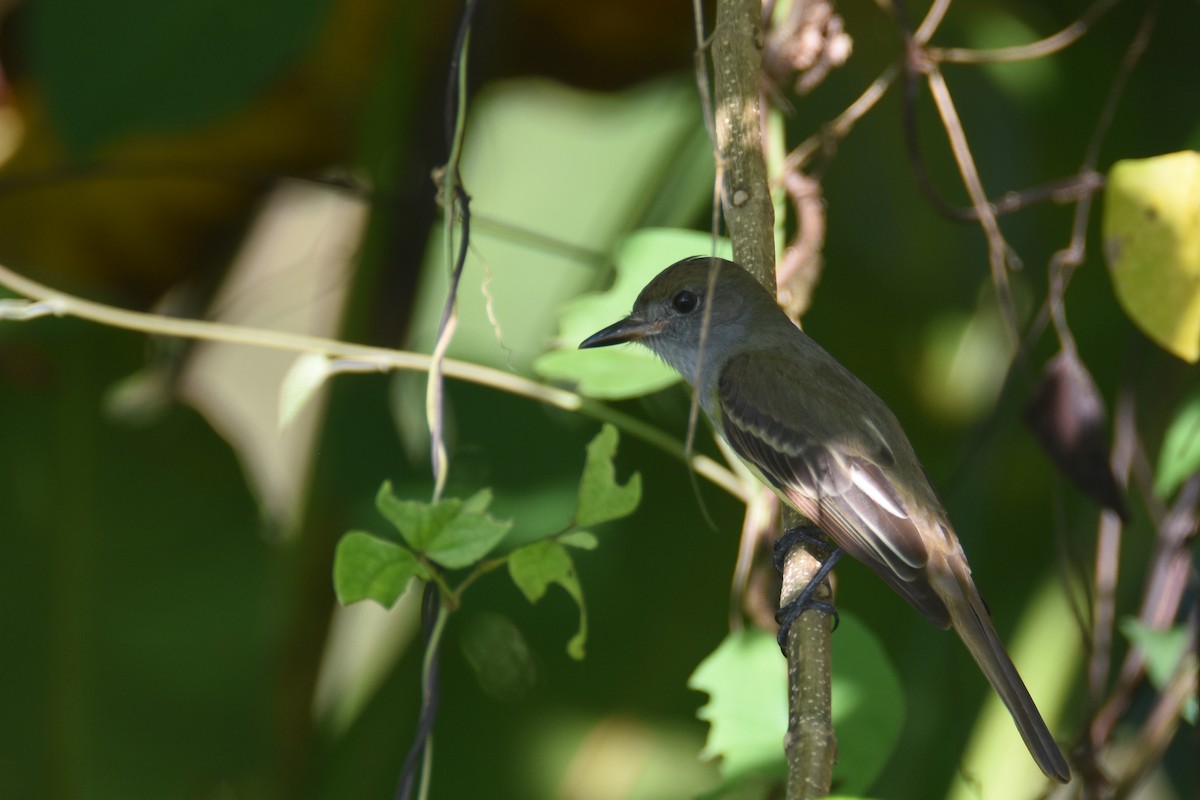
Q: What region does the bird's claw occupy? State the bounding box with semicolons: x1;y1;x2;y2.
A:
773;534;843;654
776;596;840;651
773;524;836;573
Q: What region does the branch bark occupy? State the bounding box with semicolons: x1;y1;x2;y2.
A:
711;0;837;796
779;509;838;798
712;0;774;278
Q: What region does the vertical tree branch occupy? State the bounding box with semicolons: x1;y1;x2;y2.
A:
710;0;836;796
779;527;837;798
712;0;775;278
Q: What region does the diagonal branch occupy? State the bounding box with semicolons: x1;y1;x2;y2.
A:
0;261;743;501
922;62;1019;345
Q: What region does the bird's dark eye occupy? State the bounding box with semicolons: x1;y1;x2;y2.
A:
671;290;700;314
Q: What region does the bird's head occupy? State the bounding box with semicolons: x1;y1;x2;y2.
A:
579;256;776;384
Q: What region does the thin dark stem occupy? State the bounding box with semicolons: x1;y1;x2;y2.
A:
923;64;1020;345
396;584;446;800
399;6;478;797
1044;0;1159;352
443;0;479;151
896;6;1022;341
428;0;478;500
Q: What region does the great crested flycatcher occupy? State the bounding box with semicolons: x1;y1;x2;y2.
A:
579;255;1070;783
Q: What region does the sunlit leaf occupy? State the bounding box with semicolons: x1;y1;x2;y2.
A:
1155;392;1200;498
689;616;903;794
575;424;641;527
534;348;680;400
1103;151;1200;362
334;531;428;607
689;629;786;781
508;540;587;659
829;615;907;793
406;81;709;376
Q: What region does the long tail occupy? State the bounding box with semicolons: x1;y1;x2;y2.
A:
945;570;1071;783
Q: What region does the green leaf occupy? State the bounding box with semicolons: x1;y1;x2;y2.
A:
829;614;907;792
423;505;512;570
403;80;710;378
462;487;494;515
508;540;587;659
533;228;732;399
534;348;680;400
574;424;641;527
333;531;429;608
30;0;333;156
689;615;904;794
558;531;599;550
1103;151;1200;362
962;10;1062;100
373;482;452;547
373;483;512;569
1120;619;1197;724
689;629;787;781
1155;392;1200;498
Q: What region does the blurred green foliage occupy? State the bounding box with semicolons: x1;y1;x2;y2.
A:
30;0;334;154
1;1;1198;799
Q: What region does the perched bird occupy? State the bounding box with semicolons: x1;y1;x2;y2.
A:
579;256;1071;782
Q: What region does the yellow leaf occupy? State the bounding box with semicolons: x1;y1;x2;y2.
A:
1103;151;1200;362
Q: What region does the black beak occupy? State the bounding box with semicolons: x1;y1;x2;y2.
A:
579;316;659;349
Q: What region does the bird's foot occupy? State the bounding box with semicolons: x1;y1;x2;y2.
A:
774;527;842;654
772;524;836;572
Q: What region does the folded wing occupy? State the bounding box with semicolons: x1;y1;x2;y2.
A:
717;351;950;627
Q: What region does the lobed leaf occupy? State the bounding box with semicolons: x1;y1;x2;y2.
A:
508;540;587;659
373;483;511;569
575;424;641;527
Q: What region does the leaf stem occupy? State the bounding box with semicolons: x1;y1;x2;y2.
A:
0;261;745;501
447;556;507;605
